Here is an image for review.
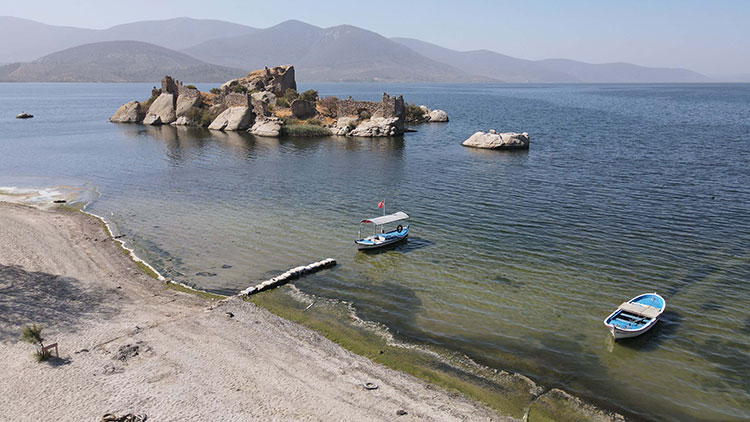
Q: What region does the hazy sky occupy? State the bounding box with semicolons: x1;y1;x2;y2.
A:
4;0;749;77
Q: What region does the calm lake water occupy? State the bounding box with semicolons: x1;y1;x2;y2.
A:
1;82;748;421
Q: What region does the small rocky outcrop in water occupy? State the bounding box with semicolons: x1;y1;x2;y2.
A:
462;130;529;150
110;102;144;123
427;109;448;122
16;112;34;119
405;105;448;123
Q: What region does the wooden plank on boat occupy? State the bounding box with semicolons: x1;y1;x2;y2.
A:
618;302;660;319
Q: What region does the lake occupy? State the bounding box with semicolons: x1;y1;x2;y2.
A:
1;82;748;421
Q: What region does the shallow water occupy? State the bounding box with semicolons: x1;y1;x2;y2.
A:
1;82;748;421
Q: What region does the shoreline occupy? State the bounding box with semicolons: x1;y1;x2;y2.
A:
0;200;502;420
0;198;623;421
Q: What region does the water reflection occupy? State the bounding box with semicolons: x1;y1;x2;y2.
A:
112;124;407;163
464;146;530;160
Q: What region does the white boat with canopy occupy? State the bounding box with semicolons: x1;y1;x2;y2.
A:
355;211;410;250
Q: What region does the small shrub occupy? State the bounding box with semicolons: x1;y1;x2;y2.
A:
209;87;222;95
22;324;49;363
283;88;299;102
405;103;427;123
185;84;197;90
282;124;331;137
358;110;371;121
185;105;225;127
202;106;226;127
34;348;52;362
276;98;289;108
299;89;319;102
184;106;203;124
305;118;322;126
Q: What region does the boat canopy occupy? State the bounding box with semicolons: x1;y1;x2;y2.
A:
361;211;409;226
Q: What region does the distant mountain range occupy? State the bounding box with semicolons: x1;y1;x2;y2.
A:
0;16;256;62
391;38;709;83
0;16;712;83
182;20;487;82
0;41;244;82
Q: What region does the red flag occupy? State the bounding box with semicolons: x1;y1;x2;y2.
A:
377;200;385;208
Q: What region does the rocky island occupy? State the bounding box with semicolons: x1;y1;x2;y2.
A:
111;65;448;138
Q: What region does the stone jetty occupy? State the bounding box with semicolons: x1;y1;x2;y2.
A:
240;258;337;296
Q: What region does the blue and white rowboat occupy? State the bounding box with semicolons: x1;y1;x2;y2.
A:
355;211;409;250
604;292;666;340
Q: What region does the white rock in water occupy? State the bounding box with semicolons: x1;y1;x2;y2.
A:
462;131;529;150
250;117;282;137
110;101;143;123
208;106;254;131
144;93;176;125
427;109;448;122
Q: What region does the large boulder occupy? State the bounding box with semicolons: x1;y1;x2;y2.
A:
349;117;403;137
462;130;529;150
143;93;176;125
110;101;144;123
290;99;317;119
249;117;282;137
208;106;254;131
428;109;449;122
176;93;201;117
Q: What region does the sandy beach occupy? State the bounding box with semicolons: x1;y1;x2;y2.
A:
0;201;504;421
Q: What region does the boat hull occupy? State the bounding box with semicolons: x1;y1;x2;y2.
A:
355;233;407;250
609;317;660;340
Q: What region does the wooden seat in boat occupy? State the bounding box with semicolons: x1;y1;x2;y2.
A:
618;302;660;319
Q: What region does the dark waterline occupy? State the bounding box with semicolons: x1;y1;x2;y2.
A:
1;82;749;421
